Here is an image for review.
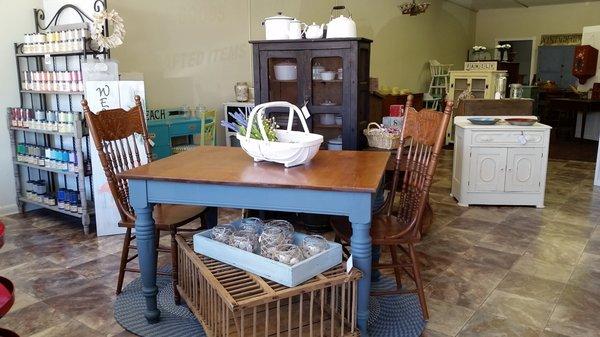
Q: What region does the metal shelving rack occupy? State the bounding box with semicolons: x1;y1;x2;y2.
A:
7;1;109;234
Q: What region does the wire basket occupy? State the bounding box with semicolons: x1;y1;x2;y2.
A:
363;122;401;150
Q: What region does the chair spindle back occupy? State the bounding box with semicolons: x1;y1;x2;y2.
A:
387;95;453;238
82;95;151;223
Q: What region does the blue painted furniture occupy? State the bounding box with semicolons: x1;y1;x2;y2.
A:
118;146;389;336
147;117;202;160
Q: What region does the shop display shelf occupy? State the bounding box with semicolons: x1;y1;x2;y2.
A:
9;126;78;137
18;196;93;218
13;160;85;176
20;89;84;95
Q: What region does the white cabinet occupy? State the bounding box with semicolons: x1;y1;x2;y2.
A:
451;116;551;207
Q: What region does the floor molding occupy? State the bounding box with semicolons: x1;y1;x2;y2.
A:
0;203;19;217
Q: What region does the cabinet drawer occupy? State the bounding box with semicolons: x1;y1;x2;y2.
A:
471;131;545;147
151;146;171;160
147;124;170;147
169;121;201;137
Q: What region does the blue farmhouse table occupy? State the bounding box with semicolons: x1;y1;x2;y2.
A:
118;146;389;335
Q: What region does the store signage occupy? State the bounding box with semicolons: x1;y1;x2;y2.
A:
464;61;497;71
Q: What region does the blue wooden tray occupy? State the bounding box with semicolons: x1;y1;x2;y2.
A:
193;229;343;287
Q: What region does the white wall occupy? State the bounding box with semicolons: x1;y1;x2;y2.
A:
0;0;42;215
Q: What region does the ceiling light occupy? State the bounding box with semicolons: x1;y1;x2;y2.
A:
398;0;431;15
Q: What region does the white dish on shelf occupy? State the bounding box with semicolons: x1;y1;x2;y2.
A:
335;115;342;125
274;62;297;81
320;71;336;81
320;113;335;125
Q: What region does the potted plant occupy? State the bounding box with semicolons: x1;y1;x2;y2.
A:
496;44;511;62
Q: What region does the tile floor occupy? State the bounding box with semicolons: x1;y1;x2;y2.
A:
1;150;599;337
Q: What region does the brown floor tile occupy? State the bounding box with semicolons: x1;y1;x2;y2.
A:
545;304;600;337
460;206;517;224
29;319;107;337
496;272;565;303
43;282;114;317
511;252;575;283
478;290;554;329
0;301;69;337
578;252;600;272
525;236;587;266
425;298;475;336
426;259;508;309
555;284;600;313
457;311;541;337
445;217;498;234
9;288;41;312
421;328;454;337
74;300;124;336
584;239;600;255
3;258;91;300
568;264;600;295
68;253;123;280
461;246;520;270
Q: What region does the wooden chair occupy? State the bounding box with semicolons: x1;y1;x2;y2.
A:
331;97;452;320
199;110;217;146
83;96;210;303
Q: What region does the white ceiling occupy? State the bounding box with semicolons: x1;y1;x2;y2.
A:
446;0;600;11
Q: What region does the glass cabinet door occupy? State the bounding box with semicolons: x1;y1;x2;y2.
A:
260;51;306;131
267;57;299;103
471;78;487;98
309;56;345;148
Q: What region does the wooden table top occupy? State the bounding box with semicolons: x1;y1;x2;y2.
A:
118;146;389;193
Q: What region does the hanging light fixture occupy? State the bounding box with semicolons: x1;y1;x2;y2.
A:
398;0;431;16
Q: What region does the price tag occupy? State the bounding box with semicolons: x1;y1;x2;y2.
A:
44;54;52;65
148;138;155;147
301;105;311;119
518;134;527;145
346;254;354;273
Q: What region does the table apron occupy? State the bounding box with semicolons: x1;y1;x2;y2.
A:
131;179;373;223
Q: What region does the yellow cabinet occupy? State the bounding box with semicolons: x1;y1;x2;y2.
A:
448;70;507;100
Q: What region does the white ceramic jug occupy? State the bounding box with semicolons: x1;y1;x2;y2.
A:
288;19;307;39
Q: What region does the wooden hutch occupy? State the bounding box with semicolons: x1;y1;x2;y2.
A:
250;38;372;150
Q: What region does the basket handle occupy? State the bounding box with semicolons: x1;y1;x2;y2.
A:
245;101;310;141
367;122;382;131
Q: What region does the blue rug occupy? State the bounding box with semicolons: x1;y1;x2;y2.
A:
115;275;425;337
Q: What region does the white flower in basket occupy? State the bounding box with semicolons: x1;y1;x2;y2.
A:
236;101;323;167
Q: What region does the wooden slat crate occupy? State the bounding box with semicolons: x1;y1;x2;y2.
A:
176;235;361;337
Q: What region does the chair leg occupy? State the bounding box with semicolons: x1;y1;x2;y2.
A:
389;245;403;291
116;228;132;295
171;227;181;305
408;243;428;320
334;235;351;259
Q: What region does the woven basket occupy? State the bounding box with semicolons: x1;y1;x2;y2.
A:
363;122;401;149
237;101;323;167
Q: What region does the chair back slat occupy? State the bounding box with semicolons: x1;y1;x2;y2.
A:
82;96;151;223
386;95;452;239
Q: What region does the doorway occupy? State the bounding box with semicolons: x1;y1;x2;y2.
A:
498;38;534;85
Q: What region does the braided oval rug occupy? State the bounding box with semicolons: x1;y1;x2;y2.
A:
114;274;425;337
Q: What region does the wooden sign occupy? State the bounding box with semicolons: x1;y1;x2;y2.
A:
465;61;497;71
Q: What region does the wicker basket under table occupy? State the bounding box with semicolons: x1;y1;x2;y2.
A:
176;235;361;337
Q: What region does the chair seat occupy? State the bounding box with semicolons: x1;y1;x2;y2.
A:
331;214;418;245
119;204;206;230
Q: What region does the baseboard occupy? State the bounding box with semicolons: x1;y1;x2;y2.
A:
0;203;19;217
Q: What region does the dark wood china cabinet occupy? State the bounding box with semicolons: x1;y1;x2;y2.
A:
250;38;372;150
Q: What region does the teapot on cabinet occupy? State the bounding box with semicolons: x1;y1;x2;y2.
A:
326;6;357;38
